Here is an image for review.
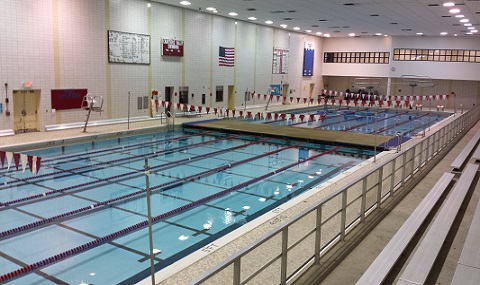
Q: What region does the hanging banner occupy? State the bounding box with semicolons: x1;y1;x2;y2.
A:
303;42;314;76
272;47;289;74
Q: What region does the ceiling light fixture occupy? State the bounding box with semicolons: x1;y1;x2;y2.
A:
228;12;238;16
468;26;475;29
455;14;465;18
324;33;331;37
248;16;257;20
449;8;460;13
179;1;191;6
280;24;287;28
460;19;469;23
147;3;151;8
375;33;382;36
293;27;300;30
316;32;323;35
416;32;423;35
265;20;273;24
348;33;355;36
464;23;472;26
440;32;448;35
206;7;216;11
305;29;312;33
472;30;478;33
443;2;455;7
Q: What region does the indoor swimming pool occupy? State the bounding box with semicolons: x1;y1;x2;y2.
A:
0;129;374;284
251;107;450;139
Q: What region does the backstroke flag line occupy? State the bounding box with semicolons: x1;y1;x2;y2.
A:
219;46;235;67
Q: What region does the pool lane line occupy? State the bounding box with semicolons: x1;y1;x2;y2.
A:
43;131;215;164
0;133;242;189
343;111;409;132
0;145;340;284
0;136;271;208
372;113;430;135
0;138;284;236
313;108;385;129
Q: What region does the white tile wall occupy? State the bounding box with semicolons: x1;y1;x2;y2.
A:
0;0;478;132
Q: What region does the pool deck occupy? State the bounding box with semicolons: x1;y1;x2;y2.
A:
186;119;392;148
0;104;464;285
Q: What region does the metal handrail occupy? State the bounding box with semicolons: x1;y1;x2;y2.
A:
186;105;480;285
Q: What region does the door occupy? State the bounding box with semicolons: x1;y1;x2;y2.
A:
165;86;173;116
282;84;289;105
13;89;40;133
227;85;235;110
179;86;188;105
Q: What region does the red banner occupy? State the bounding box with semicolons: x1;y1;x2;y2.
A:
51;89;88;110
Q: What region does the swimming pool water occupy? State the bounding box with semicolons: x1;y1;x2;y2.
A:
249;107;450;139
0;129;373;284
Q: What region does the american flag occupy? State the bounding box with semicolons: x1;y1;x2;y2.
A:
219;46;235;67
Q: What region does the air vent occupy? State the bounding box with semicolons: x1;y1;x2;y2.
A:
428;4;439;6
328;26;340;28
452;23;461;26
311;25;319;27
342;26;350;28
442;15;451;17
283;17;292;20
361;31;368;34
401;29;412;31
343;3;355;6
390;22;398;25
334;30;340;33
370;14;379;16
287;10;296;13
270;10;285;13
318;19;327;21
246;8;256;11
476;11;480;14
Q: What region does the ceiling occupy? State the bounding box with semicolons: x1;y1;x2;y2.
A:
153;0;480;37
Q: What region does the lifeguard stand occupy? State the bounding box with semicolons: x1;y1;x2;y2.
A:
81;94;104;133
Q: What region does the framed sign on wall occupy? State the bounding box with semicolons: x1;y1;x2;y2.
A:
108;30;150;64
162;39;184;56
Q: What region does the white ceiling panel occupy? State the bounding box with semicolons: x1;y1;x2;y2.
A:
153;0;480;37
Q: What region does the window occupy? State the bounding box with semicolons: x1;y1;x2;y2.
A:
323;51;390;64
393;48;480;63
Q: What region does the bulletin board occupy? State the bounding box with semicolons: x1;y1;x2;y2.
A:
108;30;150;64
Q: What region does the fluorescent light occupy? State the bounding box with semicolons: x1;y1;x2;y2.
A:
464;23;472;26
324;33;331;37
147;3;151;8
460;19;469;23
440;32;448;35
316;32;323;35
416;32;423;35
449;8;460;13
455;14;465;18
206;7;216;11
305;29;312;33
293;27;300;30
443;2;455;7
265;20;273;24
348;33;355;36
468;27;475;30
375;33;382;36
472;30;478;33
228;12;238;16
280;24;287;28
248;16;257;20
179;1;191;5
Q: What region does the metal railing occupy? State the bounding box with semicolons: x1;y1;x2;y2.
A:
186;105;480;285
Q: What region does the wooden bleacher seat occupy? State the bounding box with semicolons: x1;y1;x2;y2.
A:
397;163;479;285
355;173;455;285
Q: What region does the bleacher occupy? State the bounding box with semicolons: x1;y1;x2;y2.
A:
357;127;480;285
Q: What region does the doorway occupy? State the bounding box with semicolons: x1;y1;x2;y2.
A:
13;89;40;133
309;83;315;101
179;86;188;105
227;85;235;110
165;86;174;116
282;84;289;105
